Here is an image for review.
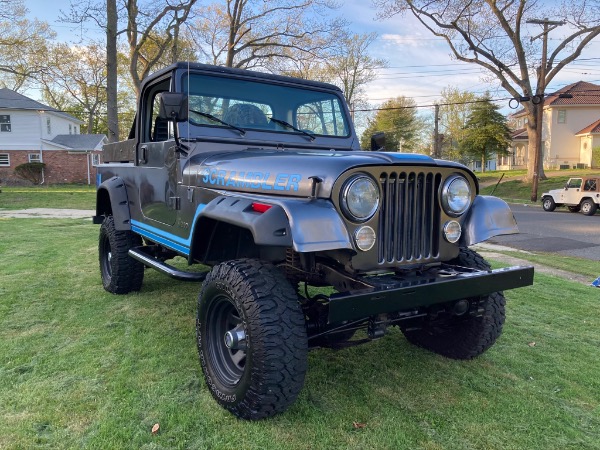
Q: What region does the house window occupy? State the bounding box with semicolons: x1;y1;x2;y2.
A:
92;154;101;166
69;124;72;134
28;153;42;163
46;117;51;134
0;153;9;166
0;114;11;132
557;109;566;123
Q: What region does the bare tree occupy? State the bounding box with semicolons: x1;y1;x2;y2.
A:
124;0;198;95
326;32;387;109
40;43;108;135
63;0;197;140
438;87;478;163
373;0;600;193
0;0;54;90
189;0;345;69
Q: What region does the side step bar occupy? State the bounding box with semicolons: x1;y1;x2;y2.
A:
128;247;208;282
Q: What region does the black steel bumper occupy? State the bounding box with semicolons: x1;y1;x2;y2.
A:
327;265;534;324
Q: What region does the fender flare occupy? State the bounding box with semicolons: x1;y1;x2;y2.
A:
460;195;519;247
93;176;132;230
195;195;352;252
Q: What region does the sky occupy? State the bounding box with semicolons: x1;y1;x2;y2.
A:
24;0;600;117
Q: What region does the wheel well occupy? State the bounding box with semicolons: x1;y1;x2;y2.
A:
96;188;112;216
190;217;271;264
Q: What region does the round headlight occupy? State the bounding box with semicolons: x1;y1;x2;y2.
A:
341;175;380;222
442;175;471;216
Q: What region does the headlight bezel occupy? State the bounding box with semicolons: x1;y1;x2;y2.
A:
441;175;472;217
340;174;380;223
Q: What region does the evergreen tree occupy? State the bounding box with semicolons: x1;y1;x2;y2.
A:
360;97;427;152
459;97;511;172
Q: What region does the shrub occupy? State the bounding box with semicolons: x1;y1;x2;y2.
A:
14;162;46;185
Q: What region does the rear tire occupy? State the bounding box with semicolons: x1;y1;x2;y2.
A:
400;248;506;360
197;259;308;420
580;199;597;216
542;197;556;212
99;216;144;294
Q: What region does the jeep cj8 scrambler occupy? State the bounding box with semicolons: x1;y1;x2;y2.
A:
94;62;534;420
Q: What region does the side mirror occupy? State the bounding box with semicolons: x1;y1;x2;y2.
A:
370;132;386;151
159;93;188;122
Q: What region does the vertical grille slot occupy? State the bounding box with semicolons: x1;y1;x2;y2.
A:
378;171;441;264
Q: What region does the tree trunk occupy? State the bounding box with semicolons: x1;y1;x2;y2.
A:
482;154;486;173
106;0;119;142
525;106;547;183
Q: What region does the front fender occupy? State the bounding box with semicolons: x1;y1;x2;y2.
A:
199;194;352;252
93;176;132;230
459;195;519;247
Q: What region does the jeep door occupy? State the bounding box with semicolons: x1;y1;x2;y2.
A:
562;178;583;205
137;79;179;226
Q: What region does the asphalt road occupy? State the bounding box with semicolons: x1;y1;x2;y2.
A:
488;203;600;261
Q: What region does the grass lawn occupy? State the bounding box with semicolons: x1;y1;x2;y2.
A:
479;169;600;203
0;185;96;210
1;218;599;449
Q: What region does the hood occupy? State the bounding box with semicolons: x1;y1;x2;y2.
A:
182;147;450;198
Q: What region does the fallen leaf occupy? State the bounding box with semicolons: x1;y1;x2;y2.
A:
352;422;366;429
528;342;536;347
152;423;160;435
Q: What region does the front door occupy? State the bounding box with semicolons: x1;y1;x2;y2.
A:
138;85;180;226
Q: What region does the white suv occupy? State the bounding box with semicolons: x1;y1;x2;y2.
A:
541;177;600;215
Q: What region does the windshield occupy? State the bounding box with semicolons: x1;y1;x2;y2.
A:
181;73;350;138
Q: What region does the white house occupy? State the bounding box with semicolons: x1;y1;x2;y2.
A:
0;88;106;184
501;81;600;171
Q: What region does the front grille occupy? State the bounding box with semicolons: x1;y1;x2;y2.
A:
378;171;442;264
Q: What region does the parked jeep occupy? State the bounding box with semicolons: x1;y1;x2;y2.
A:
93;62;533;420
541;177;600;215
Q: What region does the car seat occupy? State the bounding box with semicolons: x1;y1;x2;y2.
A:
222;103;268;127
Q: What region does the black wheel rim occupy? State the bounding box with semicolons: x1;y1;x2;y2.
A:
100;235;113;281
205;294;246;387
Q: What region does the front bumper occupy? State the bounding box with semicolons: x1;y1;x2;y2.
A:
327;265;534;323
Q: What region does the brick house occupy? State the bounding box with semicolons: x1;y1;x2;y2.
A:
501;81;600;171
0;88;107;185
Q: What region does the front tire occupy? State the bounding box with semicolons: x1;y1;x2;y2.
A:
400;248;506;360
542;197;556;212
580;199;598;216
197;259;308;420
98;216;144;294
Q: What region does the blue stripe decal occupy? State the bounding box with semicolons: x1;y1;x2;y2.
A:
131;204;207;256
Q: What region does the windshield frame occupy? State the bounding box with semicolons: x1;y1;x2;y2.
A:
176;71;353;142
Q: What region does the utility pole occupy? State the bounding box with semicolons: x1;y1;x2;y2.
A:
527;18;565;202
433;103;440;158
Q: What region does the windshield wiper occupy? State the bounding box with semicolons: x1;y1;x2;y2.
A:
189;109;246;136
269;117;315;141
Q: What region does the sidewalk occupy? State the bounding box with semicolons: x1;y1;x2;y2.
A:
0;208;94;219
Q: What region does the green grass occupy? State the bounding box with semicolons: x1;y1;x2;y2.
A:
479;169;600;203
0;185;96;210
479;249;600;280
1;218;599;449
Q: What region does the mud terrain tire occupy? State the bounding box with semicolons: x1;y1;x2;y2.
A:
197;259;308;420
99;216;144;294
400;248;506;360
